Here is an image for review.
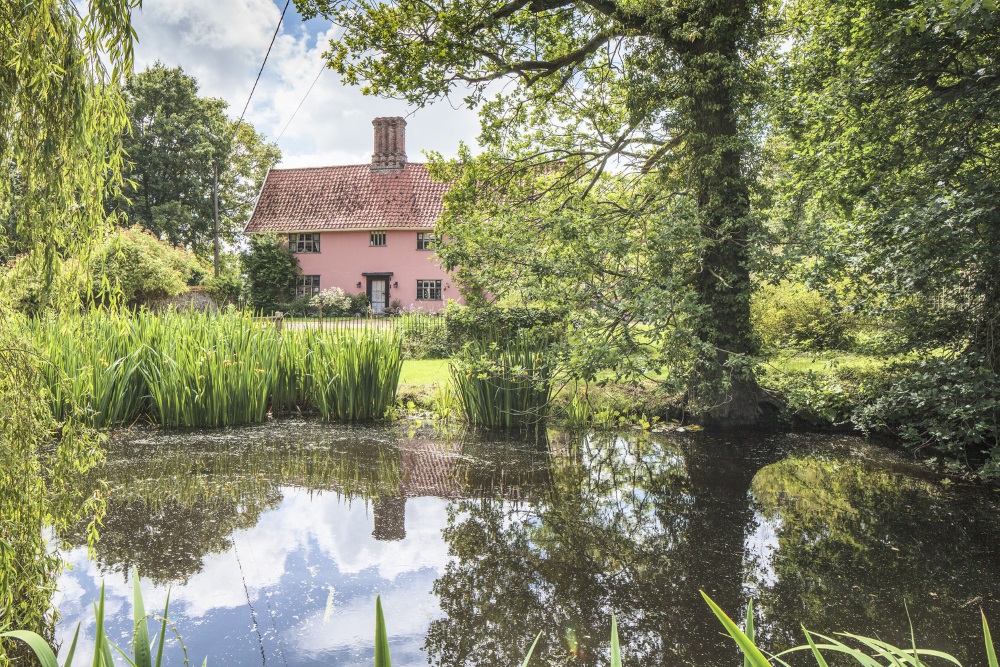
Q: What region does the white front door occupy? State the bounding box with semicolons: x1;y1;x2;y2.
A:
370;279;387;314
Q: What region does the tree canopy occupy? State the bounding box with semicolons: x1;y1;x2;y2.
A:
775;0;1000;369
115;63;281;255
296;0;775;424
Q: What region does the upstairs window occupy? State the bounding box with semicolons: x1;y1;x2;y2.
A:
416;279;442;301
370;231;387;247
289;233;320;253
292;275;321;298
416;233;439;250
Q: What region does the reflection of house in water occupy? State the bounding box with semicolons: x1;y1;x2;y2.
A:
371;437;551;541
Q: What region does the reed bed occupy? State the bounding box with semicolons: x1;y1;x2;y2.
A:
27;310;403;427
450;335;553;430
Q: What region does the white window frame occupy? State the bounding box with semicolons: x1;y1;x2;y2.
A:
370;231;387;247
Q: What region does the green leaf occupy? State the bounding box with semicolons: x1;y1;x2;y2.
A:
0;630;59;667
701;591;772;667
745;600;755;667
985;612;998;667
62;624;81;667
154;590;171;667
375;595;392;667
132;566;152;667
611;615;622;667
801;628;830;667
520;632;542;667
93;583;107;667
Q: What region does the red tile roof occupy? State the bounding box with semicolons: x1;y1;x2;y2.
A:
244;163;449;233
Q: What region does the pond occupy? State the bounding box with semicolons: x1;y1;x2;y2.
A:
50;423;1000;667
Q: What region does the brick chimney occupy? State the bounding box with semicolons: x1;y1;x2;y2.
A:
371;116;407;171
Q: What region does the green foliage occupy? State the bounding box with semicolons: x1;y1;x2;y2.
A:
760;365;884;427
854;354;1000;478
777;0;1000;370
445;303;564;349
1;567;203;667
89;225;207;305
0;307;103;639
311;287;352;316
753;281;853;352
307;331;404;422
27;310;404;428
1;0;134;279
704;591;1000;667
116;63;280;254
400;315;450;360
450;335;554;430
202;272;244;306
297;0;775;423
242;233;301;314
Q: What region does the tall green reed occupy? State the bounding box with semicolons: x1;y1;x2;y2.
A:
450;335;553;430
26;310;403;428
309;332;403;422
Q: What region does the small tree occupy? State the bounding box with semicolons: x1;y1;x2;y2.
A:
242;234;300;314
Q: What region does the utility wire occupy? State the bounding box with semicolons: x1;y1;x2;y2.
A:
276;65;325;140
237;0;292;128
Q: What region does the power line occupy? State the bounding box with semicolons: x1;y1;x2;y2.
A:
237;0;291;127
276;65;325;140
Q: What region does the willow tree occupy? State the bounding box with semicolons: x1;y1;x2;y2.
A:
1;0;135;636
296;0;774;424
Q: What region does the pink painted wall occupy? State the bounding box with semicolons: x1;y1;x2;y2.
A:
292;230;462;312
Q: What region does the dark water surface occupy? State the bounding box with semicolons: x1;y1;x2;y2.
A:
52;423;1000;667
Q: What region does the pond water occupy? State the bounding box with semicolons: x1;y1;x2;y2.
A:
50;423;1000;667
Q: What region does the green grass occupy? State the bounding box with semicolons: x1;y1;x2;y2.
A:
399;359;450;388
764;350;889;375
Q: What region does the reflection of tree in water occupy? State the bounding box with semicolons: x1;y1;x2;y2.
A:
426;432;787;667
63;424;406;584
749;455;1000;663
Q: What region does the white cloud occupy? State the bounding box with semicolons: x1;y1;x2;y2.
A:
130;0;480;168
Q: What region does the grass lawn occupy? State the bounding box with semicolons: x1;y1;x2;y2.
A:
763;350;890;375
400;359;450;389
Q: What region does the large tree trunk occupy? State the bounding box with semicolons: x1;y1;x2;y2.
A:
679;18;771;428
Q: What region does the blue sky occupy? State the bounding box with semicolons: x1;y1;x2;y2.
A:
130;0;481;168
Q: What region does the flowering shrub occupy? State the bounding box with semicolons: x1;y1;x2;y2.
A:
310;287;352;316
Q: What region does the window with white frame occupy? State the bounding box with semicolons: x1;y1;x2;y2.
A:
289;233;320;253
370;231;387;247
292;275;321;298
416;232;439;250
416;279;442;301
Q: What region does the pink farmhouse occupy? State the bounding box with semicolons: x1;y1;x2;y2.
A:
244;117;462;313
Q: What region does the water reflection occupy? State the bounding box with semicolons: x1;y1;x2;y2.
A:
52;424;1000;667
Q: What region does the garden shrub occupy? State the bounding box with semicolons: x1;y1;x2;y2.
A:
445;303;565;348
760;364;887;427
399;315;450;359
311;287;352;317
89;225;207;305
854;354;1000;478
752;281;853;351
203;273;244;306
242;233;300;314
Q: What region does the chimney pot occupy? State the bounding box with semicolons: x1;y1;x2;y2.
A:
371;116;407;171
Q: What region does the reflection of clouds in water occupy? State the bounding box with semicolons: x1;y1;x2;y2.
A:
288;575;440;663
54;492;451;666
743;510;781;591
